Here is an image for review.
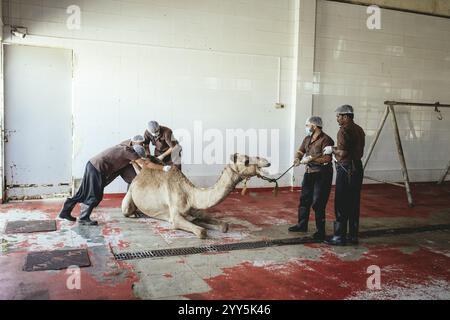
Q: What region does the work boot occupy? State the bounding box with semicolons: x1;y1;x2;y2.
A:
348;219;359;245
58;210;76;222
324;236;346;246
289;207;309;232
79;204;98;226
58;201;77;222
324;222;346;246
313;217;326;241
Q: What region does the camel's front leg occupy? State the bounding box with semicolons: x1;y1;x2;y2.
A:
194;220;228;233
189;209;229;233
172;214;207;239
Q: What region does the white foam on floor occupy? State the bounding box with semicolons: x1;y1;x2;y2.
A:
1;222;104;252
0;208;111;252
0;209;49;231
347;280;450;300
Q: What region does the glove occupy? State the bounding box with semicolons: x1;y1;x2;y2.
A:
323;146;334;155
300;155;313;164
293;158;301;167
163;165;171;172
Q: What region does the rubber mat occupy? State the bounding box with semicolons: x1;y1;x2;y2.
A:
5;220;56;234
23;249;91;272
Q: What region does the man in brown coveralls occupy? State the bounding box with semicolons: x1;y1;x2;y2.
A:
289;116;334;241
58;135;171;226
144;121;182;170
323;105;366;246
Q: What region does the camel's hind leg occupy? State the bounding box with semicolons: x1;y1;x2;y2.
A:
189;209;229;233
121;190;137;217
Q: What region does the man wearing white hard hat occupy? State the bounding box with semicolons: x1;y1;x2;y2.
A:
58;135;171;226
289;116;334;241
102;135;147;188
323;105;366;246
144;121;182;170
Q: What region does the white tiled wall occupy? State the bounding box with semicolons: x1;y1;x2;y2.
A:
3;0;297;56
2;0;450;194
313;0;450;182
290;0;318;183
2;0;300;192
0;2;3;198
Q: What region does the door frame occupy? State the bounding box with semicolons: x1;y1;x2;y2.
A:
1;42;5;203
0;43;74;202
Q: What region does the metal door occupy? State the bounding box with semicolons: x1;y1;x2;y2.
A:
4;45;73;200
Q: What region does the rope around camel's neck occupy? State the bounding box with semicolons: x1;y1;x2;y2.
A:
228;164;282;197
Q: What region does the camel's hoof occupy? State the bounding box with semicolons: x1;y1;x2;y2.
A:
221;223;229;233
198;229;207;239
134;211;147;219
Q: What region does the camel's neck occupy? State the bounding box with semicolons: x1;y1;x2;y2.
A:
191;165;244;210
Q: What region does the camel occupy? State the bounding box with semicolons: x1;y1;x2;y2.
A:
121;153;271;239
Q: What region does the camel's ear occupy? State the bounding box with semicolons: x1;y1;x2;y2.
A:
244;156;250;167
231;153;238;163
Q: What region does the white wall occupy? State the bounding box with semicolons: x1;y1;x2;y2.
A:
313;0;450;182
2;0;302;192
0;1;4;201
1;0;449;195
290;0;318;184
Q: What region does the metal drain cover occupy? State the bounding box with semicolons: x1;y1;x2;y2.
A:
23;249;91;272
113;236;315;261
5;220;56;234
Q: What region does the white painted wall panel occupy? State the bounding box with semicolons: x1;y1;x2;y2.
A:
2;0;449;196
313;0;450;182
2;0;298;193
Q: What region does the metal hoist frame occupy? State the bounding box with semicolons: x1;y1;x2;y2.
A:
363;101;450;207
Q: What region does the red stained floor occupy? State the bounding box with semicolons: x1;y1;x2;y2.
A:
0;182;449;299
205;182;450;228
0;252;138;300
185;246;450;300
2;182;439;226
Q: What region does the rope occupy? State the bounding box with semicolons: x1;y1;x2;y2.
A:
256;164;295;197
254;154;328;196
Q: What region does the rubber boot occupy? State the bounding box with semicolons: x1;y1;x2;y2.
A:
324;221;346;246
312;218;326;241
58;200;77;222
79;204;98;226
289;207;309;232
348;218;359;245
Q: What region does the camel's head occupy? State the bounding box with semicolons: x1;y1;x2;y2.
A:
230;153;271;177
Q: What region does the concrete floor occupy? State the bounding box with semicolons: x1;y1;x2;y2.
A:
0;183;449;300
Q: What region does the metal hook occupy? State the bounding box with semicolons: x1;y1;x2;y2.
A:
435;103;443;120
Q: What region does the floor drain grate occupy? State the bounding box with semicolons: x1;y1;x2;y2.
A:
359;223;450;238
113;237;315;261
113;223;450;261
